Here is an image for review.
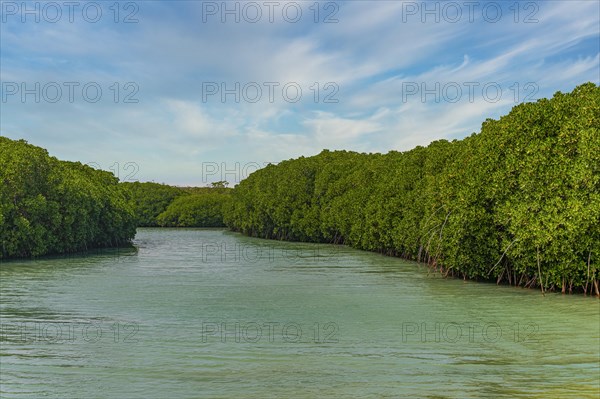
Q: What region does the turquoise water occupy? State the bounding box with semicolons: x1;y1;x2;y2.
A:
1;228;598;398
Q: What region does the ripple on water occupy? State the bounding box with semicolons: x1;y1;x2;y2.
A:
1;228;598;398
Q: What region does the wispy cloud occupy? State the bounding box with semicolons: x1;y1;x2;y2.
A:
1;0;598;185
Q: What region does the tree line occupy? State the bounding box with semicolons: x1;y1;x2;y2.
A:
2;83;598;295
0;137;136;258
121;182;231;227
0;140;231;258
225;83;600;295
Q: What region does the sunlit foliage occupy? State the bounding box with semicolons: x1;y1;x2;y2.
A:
226;83;600;293
0;138;136;258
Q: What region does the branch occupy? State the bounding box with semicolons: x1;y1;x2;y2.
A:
488;239;517;276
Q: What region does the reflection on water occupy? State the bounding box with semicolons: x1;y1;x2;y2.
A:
1;228;598;398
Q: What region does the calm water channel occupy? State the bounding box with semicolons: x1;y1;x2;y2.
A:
1;229;598;398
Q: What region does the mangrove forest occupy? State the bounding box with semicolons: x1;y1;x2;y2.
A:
1;83;599;294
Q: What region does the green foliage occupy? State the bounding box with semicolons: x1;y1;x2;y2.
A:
3;84;597;293
122;182;232;227
157;192;231;227
0;137;136;258
211;181;229;188
121;182;185;227
226;83;600;293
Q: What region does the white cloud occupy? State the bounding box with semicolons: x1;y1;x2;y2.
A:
303;111;382;150
1;0;598;184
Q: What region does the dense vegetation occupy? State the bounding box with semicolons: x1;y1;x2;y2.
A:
2;84;598;295
121;182;186;226
0;137;136;259
226;83;600;295
0;141;232;258
157;192;231;227
123;182;231;227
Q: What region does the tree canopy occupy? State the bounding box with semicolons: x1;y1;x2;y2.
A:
0;137;136;258
122;182;231;227
121;182;186;227
3;83;598;295
157;192;231;227
225;83;600;294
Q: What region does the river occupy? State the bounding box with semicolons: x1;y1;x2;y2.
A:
1;229;598;398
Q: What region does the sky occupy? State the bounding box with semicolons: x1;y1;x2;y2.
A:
1;0;599;185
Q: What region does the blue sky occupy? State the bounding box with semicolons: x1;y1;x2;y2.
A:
1;0;599;185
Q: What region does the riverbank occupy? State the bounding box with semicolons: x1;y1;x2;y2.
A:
2;228;598;398
225;84;600;295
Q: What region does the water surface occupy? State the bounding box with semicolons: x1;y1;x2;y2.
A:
1;229;598;398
